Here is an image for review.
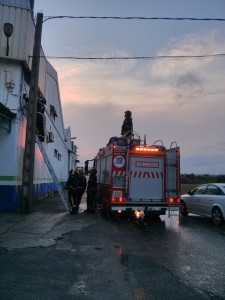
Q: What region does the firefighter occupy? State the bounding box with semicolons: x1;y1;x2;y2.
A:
65;169;73;205
70;169;79;215
84;168;97;213
121;110;133;137
84;160;88;175
24;93;46;142
36;95;46;142
76;168;87;211
65;169;79;214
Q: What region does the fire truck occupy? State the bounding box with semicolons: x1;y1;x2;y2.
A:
94;133;180;218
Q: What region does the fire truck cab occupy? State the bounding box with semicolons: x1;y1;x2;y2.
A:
94;134;180;218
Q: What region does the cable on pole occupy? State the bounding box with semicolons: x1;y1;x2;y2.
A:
43;16;225;23
36;53;225;60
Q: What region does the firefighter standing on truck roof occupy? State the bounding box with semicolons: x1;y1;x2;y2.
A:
121;110;133;136
84;168;97;213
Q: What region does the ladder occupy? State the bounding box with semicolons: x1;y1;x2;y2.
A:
167;142;180;217
35;135;70;212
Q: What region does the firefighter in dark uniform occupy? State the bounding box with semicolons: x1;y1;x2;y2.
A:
65;170;77;214
24;93;46;142
66;169;80;214
84;168;97;213
65;169;73;205
121;110;133;137
76;169;87;211
36;95;46;142
84;160;89;175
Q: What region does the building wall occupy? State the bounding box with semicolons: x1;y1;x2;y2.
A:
0;0;33;10
0;2;77;212
0;3;34;66
0;60;26;212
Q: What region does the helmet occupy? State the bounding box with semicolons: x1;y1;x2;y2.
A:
75;167;83;174
124;110;132;117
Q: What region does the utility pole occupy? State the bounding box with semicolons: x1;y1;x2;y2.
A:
21;13;43;213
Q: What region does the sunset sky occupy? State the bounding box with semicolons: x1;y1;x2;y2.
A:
34;0;225;174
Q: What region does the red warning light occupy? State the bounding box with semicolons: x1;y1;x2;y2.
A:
169;197;180;204
112;197;123;202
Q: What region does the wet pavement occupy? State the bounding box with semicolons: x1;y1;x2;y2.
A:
0;193;90;250
0;192;225;300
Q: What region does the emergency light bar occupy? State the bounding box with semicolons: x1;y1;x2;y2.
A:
135;147;159;152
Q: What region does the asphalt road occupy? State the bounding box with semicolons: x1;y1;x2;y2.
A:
0;192;225;300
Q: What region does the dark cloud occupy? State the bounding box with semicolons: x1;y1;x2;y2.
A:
172;72;204;105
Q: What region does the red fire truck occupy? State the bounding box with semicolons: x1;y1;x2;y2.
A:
94;134;180;218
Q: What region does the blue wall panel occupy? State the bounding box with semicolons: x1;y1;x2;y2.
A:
0;182;67;213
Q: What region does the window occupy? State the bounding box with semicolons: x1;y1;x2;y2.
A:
54;149;58;158
193;185;206;195
205;185;224;196
0;102;16;133
113;176;125;188
54;149;62;161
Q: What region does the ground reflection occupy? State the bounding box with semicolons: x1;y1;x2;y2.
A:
115;245;129;266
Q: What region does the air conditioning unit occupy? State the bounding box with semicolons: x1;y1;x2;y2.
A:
48;132;54;143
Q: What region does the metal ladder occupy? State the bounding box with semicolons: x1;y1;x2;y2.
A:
35;136;70;212
167;142;180;217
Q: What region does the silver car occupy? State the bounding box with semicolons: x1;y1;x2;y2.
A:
180;183;225;225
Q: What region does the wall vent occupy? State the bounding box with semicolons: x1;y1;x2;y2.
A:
48;132;54;143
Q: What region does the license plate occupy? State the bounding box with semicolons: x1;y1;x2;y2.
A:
112;190;122;198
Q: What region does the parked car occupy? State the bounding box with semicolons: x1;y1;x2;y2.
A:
180;183;225;225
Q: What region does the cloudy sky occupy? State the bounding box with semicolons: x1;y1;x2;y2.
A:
34;0;225;174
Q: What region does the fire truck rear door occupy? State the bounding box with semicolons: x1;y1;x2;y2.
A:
129;156;164;201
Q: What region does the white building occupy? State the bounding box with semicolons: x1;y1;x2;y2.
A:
0;0;77;212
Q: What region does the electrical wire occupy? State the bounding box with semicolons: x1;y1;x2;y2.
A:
182;142;225;154
43;16;225;23
41;15;225;60
43;53;225;60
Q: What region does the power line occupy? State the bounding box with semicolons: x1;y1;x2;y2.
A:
41;15;225;60
182;142;225;155
43;53;225;60
43;16;225;23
